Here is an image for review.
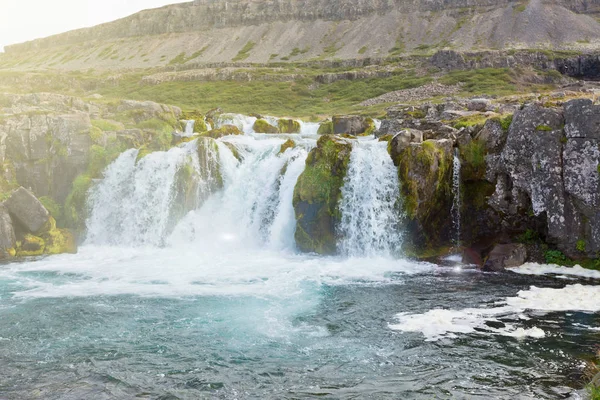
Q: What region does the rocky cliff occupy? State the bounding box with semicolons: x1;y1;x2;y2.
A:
2;0;600;70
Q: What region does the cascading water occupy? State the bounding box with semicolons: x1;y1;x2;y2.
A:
451;147;462;249
183;120;195;137
85;139;220;247
169;136;311;251
338;140;403;257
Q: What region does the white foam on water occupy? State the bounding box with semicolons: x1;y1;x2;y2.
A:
1;247;435;299
390;284;600;341
508;263;600;279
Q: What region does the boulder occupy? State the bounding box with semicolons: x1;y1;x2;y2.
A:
564;98;600;139
482;243;527;272
253;119;279;134
4;187;50;234
332;115;374;136
293;135;352;254
467;98;492;112
277;119;301;134
388;129;424;162
0;204;16;258
317;121;333;135
475;118;508;154
375;119;404;138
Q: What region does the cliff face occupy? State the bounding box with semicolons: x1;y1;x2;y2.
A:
2;0;600;70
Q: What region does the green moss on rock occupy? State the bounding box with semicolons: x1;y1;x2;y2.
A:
253;119;279;134
279;139;296;154
293;135;352;254
16;234;45;257
278;119;301;134
201;125;243;139
395;139;453;251
459;139;487;181
317;121;334;135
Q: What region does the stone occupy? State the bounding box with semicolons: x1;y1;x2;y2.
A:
253;119;279;133
467;99;492;112
277;119;301;134
317;120;334;135
564;98;600;139
4;187;50;234
388;129;424;162
201;125;242;139
376;119;404;138
395;139;454;251
475;119;508;153
332;115;372;136
293;135;352;255
0;204;16;258
482;243;527;272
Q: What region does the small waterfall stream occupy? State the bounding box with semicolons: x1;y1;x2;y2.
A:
338;140;403;257
451;147;462;249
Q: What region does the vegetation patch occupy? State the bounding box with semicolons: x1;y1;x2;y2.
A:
232;41;256;62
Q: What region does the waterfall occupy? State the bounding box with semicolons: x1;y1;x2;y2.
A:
85;140;220;247
169;136;311;251
451;147;462;249
338;140;403;257
183;120;195;137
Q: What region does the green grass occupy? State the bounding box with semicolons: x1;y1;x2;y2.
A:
232;41;256;62
91;119;122;131
440;68;517;96
358;46;368;55
168;46;209;65
96;70;430;118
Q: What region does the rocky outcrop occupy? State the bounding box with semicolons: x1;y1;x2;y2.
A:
4;187;50;233
293;135;352;254
482;243;528;272
392;139;454;253
333;116;374;136
0;204;16;258
0;187;77;259
0;93;183;236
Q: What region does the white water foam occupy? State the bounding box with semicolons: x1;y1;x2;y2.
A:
338;140;403;257
390;284;600;341
508;263;600;279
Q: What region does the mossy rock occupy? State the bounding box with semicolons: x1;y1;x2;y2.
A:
41;226;77;255
197;138;224;190
181;111;208;133
278;119;301;134
64;174;93;234
224;142;241;161
317;121;334;135
279;139;296;154
459;139;487;181
395;139;454;251
16;234;45;257
293;135;352;254
253;119;279;134
201;125;243;139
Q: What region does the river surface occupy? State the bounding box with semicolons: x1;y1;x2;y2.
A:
0;115;598;399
